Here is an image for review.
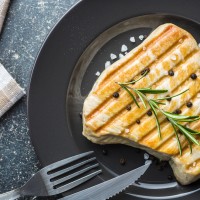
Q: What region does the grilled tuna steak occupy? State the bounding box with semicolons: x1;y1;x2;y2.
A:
83;23;200;185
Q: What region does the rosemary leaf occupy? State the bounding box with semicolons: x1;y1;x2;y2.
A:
149;100;159;109
119;84;140;108
176;118;200;123
162;111;199;121
149;101;161;139
154;101;166;105
117;70;148;85
171;122;182;155
179;125;200;135
137;88;168;94
176;124;200;146
134;90;147;108
157;89;188;100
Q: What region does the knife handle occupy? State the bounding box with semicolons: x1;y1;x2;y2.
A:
0;188;21;200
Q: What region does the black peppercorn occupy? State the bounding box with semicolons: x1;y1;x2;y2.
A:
120;158;126;165
186;102;193;108
113;92;119;98
102;149;108;155
126;105;131;111
168;175;173;180
166;95;171;102
191;73;197;80
147;110;152;116
79;112;83;119
136;119;141;124
141;67;150;76
174;109;181;114
168;70;174;76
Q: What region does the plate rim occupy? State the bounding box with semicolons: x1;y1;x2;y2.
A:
27;0;200;199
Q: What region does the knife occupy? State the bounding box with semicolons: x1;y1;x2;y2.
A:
60;162;151;200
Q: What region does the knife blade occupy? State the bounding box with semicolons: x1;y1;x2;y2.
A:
60;162;151;200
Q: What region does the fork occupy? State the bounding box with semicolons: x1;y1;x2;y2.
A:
0;151;101;200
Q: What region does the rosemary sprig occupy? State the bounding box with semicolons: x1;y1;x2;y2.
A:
117;75;200;155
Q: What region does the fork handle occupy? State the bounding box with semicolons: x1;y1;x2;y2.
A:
0;189;21;200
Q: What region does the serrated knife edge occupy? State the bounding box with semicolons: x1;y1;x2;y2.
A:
60;162;151;200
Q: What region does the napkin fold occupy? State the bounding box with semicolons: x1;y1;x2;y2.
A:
0;0;25;117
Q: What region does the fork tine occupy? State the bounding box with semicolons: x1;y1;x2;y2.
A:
49;157;96;179
53;170;102;194
44;151;94;172
52;163;99;186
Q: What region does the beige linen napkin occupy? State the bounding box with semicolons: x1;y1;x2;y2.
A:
0;0;25;117
0;0;9;31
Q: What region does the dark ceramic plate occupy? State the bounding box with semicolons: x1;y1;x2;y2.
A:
28;0;200;199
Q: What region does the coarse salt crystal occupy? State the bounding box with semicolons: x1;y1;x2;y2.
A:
130;36;136;43
121;44;128;52
124;52;128;55
119;53;124;59
95;71;101;76
105;61;111;68
110;53;117;60
144;153;149;160
139;35;144;40
171;55;176;61
125;129;130;133
13;53;20;60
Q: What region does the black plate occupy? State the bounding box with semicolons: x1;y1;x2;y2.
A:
28;0;200;199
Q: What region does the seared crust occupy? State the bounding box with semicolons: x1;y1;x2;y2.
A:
83;23;200;185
